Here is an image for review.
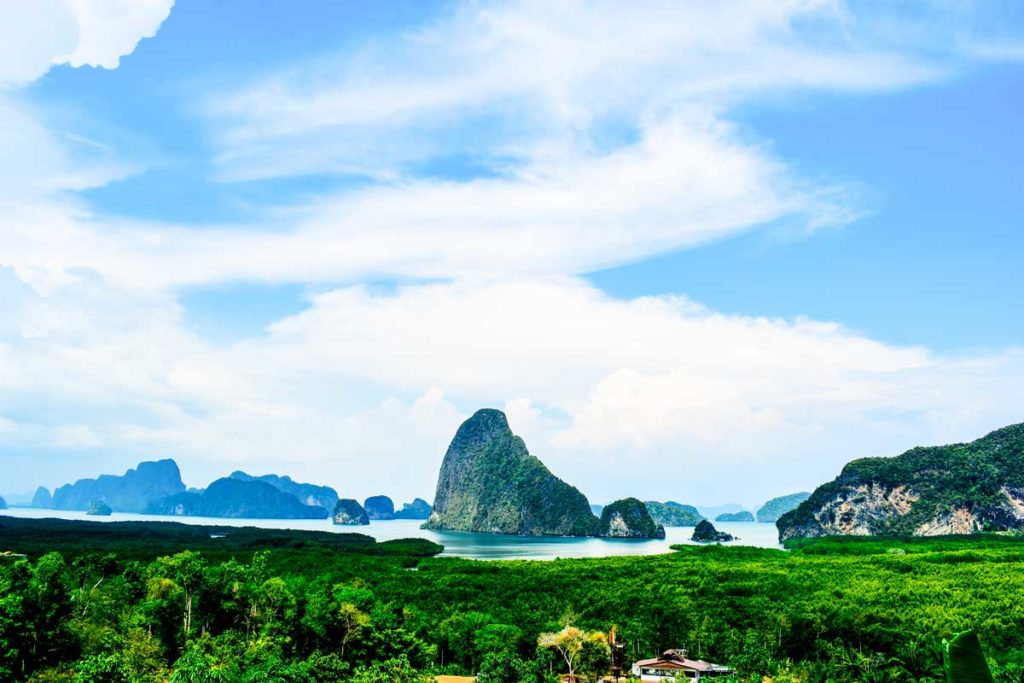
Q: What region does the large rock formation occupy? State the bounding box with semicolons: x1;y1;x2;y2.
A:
31;486;52;509
363;495;395;520
778;423;1024;541
756;492;810;523
715;510;754;522
645;501;704;526
598;498;665;538
228;471;338;513
394;498;432;520
52;460;185;513
0;495;6;510
691;519;733;543
333;499;370;525
423;409;599;536
145;478;328;519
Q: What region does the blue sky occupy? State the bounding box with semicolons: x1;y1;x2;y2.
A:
0;1;1022;508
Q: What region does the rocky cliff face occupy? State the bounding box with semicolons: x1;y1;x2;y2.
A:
31;487;52;509
364;495;395;520
229;471;338;513
598;498;665;538
778;423;1024;541
333;499;369;525
0;495;6;510
52;460;185;513
146;478;329;519
423;409;599;536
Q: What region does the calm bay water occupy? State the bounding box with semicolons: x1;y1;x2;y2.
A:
1;508;782;560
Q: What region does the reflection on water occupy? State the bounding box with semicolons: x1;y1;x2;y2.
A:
1;508;782;560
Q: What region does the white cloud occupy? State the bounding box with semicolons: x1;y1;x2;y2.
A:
205;0;943;181
0;0;173;87
2;272;1020;504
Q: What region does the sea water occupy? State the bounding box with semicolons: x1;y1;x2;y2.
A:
0;508;782;560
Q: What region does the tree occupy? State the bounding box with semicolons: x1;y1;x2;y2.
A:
477;651;534;683
538;626;610;681
350;655;426;683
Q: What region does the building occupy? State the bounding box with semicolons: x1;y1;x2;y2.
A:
630;649;733;681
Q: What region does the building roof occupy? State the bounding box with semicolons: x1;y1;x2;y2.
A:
434;676;477;683
633;650;731;673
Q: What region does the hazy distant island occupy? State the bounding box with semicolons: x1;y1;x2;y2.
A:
644;500;704;526
86;500;112;516
423;409;664;538
228;471;339;511
778;422;1024;540
363;495;395;520
715;510;754;522
52;459;185;513
394;497;432;519
756;492;811;523
333;498;370;525
146;477;329;519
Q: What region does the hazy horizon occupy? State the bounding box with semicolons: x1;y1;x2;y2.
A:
1;1;1022;509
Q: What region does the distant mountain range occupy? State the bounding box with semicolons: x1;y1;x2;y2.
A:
51;460;185;513
22;459;431;523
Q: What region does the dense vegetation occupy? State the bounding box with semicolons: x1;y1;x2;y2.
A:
643;500;704;526
146;478;330;520
779;423;1024;538
597;498;664;538
2;517;1023;682
755;493;810;523
425;409;598;536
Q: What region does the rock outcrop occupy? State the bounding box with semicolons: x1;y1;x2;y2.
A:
756;492;810;523
598;498;665;538
146;478;329;519
394;498;432;520
31;486;52;509
333;499;370;525
644;501;704;527
86;500;112;516
0;495;6;510
52;460;185;513
715;510;754;522
691;519;733;542
228;471;338;513
778;423;1024;541
364;495;395;520
423;409;599;536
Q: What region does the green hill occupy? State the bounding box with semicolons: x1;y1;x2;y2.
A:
778;423;1024;540
423;409;598;536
